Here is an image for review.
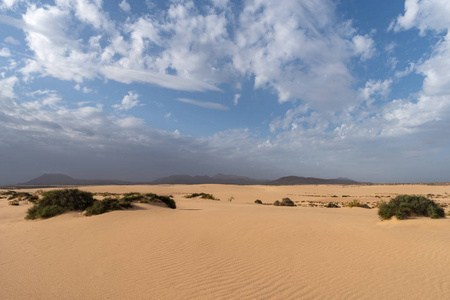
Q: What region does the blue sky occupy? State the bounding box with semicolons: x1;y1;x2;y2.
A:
1;0;450;184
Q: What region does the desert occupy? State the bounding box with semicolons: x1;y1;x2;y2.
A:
2;184;450;299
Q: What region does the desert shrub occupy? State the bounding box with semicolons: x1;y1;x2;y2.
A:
273;200;281;206
8;199;20;206
325;202;339;208
347;199;362;208
85;197;126;216
185;193;217;200
378;195;445;220
26;189;95;220
122;192;144;202
158;195;176;209
2;191;37;202
121;193;176;209
255;199;263;204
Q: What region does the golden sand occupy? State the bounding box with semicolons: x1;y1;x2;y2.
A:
2;184;450;299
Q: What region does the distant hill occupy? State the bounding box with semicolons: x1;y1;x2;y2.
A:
19;174;132;186
150;174;266;185
150;174;361;185
16;173;362;187
266;176;360;185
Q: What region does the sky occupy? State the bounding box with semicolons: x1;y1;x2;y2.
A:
1;0;450;184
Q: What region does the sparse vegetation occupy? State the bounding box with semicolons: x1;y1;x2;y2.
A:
26;189;95;220
8;199;20;206
85;197;131;216
325;202;339;208
1;191;38;203
255;199;263;204
25;189;176;220
378;195;445;220
346;199;370;208
185;193;217;200
273;198;296;207
134;193;176;209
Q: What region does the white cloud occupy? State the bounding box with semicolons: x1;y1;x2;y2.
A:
233;93;240;106
231;0;366;110
113;91;140;111
0;75;18;98
0;47;11;57
361;79;392;101
4;1;221;93
101;66;220;92
82;86;92;93
0;0;24;10
390;0;450;34
177;98;228;111
381;0;450;138
4;36;19;45
352;34;375;61
119;0;131;13
116;116;144;128
154;1;233;85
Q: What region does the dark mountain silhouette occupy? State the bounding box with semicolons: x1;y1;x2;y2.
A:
150;174;265;185
266;176;360;185
150;174;361;185
19;174;132;186
17;173;362;187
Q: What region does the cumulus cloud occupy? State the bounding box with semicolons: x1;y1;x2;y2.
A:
113;91;140;111
0;0;24;10
119;0;131;13
231;0;364;110
361;79;392;101
0;47;11;57
4;36;19;45
381;0;450;138
390;0;450;34
0;0;376;105
233;93;240;106
0;75;18;98
352;34;376;61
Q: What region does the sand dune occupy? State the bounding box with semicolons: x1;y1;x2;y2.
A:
2;184;450;299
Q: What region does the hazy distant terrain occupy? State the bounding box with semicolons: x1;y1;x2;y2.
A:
14;173;363;187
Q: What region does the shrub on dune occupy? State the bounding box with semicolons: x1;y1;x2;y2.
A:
25;189;176;220
26;189;95;219
378;195;445;220
185;193;217;200
85;197;129;216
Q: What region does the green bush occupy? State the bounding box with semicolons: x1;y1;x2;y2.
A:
25;189;176;220
8;199;20;206
378;195;445;220
26;189;95;220
122;192;144;202
121;193;176;209
3;191;38;203
347;199;362;208
185;193;217;200
85;197;128;216
157;195;176;209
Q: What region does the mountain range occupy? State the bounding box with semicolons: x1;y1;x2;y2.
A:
13;173;362;186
